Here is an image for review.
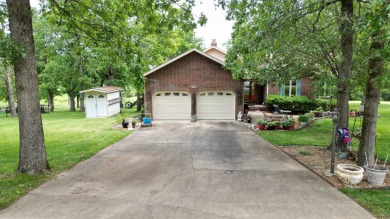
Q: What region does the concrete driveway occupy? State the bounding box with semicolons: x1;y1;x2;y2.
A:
0;121;373;219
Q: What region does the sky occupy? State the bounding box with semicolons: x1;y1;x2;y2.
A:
29;0;233;50
192;0;233;50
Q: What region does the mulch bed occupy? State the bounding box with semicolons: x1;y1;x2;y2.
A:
278;145;390;189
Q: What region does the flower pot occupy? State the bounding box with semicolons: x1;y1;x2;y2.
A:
257;124;265;130
122;122;129;128
365;165;389;186
335;164;364;185
282;126;290;130
266;126;276;130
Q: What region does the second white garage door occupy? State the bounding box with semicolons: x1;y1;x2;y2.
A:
197;91;235;120
153;91;191;120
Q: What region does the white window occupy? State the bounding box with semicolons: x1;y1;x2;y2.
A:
281;80;302;96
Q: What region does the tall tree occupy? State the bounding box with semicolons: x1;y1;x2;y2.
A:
6;0;49;173
337;0;353;130
1;12;17;117
358;0;389;166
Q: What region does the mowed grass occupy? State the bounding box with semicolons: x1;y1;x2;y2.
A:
340;188;390;218
0;97;139;209
257;101;390;218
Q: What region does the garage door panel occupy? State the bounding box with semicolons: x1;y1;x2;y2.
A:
153;92;190;120
197;91;235;120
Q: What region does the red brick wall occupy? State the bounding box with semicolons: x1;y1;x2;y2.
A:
267;83;280;95
301;78;315;98
145;51;243;118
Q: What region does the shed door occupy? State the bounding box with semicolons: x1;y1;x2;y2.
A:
197;91;235;120
96;95;107;117
86;94;107;118
153;92;190;120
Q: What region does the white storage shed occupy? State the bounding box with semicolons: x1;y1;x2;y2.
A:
80;86;123;118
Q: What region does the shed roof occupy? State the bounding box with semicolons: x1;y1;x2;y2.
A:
144;48;225;77
80;86;123;94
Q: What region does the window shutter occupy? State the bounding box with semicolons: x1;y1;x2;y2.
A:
297;80;302;96
280;84;285;96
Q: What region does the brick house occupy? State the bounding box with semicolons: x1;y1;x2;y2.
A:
144;41;243;120
144;40;316;120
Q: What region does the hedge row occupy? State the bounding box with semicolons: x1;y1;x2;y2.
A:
264;95;337;114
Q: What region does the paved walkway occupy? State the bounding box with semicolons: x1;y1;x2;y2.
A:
0;121;374;218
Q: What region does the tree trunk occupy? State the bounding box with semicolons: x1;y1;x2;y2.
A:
358;31;385;167
80;93;85;112
107;65;114;85
69;90;76;112
78;57;85;112
76;95;80;108
336;0;353;152
6;0;49;173
136;92;141;111
5;65;17;117
47;90;54;112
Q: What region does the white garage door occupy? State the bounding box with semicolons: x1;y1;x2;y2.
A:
153;91;191;120
197;91;235;120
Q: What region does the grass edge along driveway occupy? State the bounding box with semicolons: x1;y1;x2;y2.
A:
0;108;137;209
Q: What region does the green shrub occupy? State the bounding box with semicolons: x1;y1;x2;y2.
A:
281;119;293;127
257;119;267;125
382;89;390;101
265;95;340;113
316;98;337;111
298;113;312;123
266;121;277;127
265;95;320;113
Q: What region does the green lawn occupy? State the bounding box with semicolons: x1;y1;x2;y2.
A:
340;188;390;218
257;101;390;218
0;101;139;209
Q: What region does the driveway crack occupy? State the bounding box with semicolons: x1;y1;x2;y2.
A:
169;144;196;218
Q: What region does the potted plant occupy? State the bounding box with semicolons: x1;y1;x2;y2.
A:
266;121;277;130
257;119;267;130
281;119;293;130
274;120;281;129
116;113;129;128
131;120;136;128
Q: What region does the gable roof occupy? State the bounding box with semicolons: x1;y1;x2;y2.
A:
144;48;225;77
80;86;123;94
203;46;227;55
